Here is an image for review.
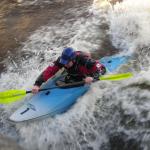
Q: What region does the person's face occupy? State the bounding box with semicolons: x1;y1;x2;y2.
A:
64;60;73;68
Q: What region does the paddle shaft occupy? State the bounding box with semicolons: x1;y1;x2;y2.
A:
26;80;85;94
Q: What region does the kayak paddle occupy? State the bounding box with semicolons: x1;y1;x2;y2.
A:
0;72;133;104
99;72;133;80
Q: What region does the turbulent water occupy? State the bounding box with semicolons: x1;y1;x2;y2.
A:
0;0;150;150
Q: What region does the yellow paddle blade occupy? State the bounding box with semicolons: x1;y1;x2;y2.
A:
0;90;26;104
99;72;133;81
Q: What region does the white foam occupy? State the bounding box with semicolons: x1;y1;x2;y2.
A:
108;0;150;54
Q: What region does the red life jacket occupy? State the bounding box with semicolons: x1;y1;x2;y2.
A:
40;51;106;83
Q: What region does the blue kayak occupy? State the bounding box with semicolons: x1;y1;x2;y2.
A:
9;55;129;122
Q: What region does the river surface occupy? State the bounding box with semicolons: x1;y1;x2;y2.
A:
0;0;150;150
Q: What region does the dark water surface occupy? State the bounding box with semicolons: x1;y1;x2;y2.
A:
0;0;93;74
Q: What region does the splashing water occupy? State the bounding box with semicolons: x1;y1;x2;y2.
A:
108;0;150;61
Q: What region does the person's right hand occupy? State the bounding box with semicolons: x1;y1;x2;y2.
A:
84;77;93;84
32;85;40;94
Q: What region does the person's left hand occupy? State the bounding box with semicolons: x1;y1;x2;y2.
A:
84;77;93;84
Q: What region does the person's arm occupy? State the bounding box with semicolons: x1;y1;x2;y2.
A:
91;61;106;80
34;73;45;87
79;57;106;83
32;59;63;93
84;64;106;84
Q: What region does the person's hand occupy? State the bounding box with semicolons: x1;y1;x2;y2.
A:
84;77;93;84
32;85;40;94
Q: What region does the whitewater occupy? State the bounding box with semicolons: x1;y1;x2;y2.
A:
0;0;150;150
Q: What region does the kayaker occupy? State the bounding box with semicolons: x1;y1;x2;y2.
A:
32;47;106;93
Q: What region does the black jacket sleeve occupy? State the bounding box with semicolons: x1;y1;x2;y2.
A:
34;73;45;86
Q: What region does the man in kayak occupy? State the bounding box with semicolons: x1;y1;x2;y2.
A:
32;47;106;93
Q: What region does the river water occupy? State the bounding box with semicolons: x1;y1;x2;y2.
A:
0;0;150;150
